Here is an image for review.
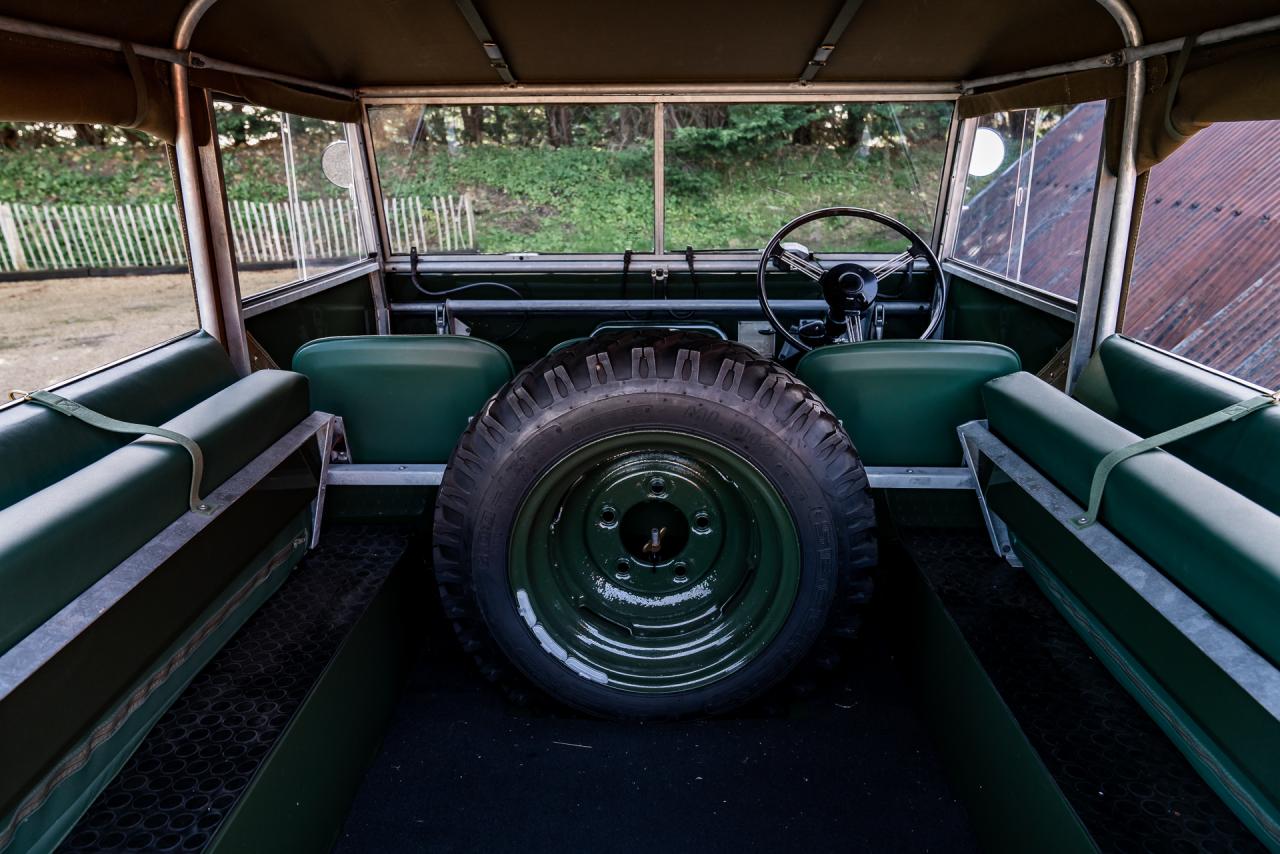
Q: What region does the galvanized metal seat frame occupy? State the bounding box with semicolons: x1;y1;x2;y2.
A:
956;417;1280;847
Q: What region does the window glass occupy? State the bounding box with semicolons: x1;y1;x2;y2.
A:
1126;121;1280;388
367;104;654;253
217;104;365;296
664;102;952;251
0;122;197;392
954;102;1105;300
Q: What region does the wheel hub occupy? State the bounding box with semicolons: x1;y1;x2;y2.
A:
509;431;802;693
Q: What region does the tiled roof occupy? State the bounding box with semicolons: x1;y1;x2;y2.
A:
957;104;1280;388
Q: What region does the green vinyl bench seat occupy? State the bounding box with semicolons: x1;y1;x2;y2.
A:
0;333;239;512
0;335;318;853
0;368;310;656
982;371;1280;666
292;334;513;464
976;335;1280;847
796;339;1021;467
1073;334;1280;514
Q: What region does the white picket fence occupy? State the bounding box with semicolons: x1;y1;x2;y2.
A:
0;194;474;273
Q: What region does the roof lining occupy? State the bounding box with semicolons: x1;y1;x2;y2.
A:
0;9;1277;110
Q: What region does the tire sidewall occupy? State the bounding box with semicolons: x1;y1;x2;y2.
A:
464;380;843;719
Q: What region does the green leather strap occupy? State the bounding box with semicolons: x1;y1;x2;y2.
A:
1075;391;1279;528
15;389;211;514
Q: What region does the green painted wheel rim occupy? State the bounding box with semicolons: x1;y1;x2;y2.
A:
509;431;802;693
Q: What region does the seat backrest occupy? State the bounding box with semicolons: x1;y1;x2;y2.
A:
0;333;237;511
796;340;1021;467
292;335;514;464
1073;335;1280;514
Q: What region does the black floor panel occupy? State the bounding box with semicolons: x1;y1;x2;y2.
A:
60;525;411;854
336;604;977;854
899;527;1264;854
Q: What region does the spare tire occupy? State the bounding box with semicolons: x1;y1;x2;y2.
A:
433;331;876;718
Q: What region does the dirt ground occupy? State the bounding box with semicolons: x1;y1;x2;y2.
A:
0;270;283;392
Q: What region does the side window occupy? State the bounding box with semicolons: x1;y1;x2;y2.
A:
216;104;366;297
953;102;1105;300
1125;121;1280;389
0;122;198;392
367;104;654;254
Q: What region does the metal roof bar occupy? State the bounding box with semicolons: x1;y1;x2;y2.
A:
0;13;356;99
453;0;516;84
800;0;867;82
358;82;961;101
962;12;1280;92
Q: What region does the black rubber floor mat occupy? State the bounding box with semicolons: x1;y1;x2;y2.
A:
334;599;977;854
899;527;1264;854
59;525;411;854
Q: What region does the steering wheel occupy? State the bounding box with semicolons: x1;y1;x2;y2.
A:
756;207;947;353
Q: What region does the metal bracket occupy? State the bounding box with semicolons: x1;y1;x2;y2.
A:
799;0;867;82
311;415;348;549
454;0;515;84
650;265;669;298
958;420;1021;566
434;302;448;336
865;466;975;490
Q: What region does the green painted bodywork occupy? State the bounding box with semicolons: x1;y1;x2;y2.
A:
944;275;1073;373
384;268;931;369
509;431;801;693
292;335;513;464
245;275;378;369
208;536;419;854
886;539;1097;854
796;340;1021;467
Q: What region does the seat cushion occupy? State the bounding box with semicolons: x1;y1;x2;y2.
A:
0;333;237;512
1073;335;1280;513
796;340;1020;467
0;369;309;655
293;335;513;464
983;371;1280;666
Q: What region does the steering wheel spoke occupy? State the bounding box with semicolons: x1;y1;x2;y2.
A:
869;249;917;280
771;247;826;281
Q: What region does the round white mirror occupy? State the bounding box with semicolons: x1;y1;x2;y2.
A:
969;127;1006;178
321;140;353;189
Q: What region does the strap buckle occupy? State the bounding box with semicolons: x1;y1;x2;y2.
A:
6;389;32;402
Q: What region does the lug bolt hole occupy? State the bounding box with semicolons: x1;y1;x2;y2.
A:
673;563;688;583
600;506;618;527
693;512;711;532
615;559;631;580
648;477;666;495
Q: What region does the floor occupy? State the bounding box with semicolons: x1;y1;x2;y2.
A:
60;526;412;854
336;596;977;854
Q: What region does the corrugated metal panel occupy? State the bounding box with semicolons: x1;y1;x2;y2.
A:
955;107;1280;388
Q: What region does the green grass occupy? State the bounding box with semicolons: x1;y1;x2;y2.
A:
1;139;944;252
